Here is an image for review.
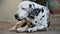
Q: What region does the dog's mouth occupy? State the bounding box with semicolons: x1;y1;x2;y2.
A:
17;19;22;21
17;18;27;21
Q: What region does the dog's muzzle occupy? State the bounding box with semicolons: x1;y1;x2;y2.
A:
15;14;22;21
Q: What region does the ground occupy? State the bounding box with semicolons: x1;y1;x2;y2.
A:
0;14;60;34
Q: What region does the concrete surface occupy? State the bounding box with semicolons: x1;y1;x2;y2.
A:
0;30;60;34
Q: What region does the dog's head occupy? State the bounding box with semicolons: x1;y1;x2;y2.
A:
15;2;29;21
14;1;35;21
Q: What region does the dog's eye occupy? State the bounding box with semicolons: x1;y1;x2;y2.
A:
21;8;25;10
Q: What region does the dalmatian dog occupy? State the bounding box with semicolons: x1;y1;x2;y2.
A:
14;1;50;32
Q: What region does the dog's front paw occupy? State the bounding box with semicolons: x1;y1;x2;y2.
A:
26;27;37;32
16;25;28;33
9;26;16;31
16;28;26;33
26;28;32;32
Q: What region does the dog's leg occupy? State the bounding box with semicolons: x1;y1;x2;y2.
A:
26;25;48;32
9;26;16;31
26;26;37;32
37;25;48;31
16;25;28;32
26;17;49;32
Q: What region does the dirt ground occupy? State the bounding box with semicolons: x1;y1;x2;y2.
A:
0;14;60;34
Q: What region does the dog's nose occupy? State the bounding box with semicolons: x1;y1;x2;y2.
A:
15;14;22;21
15;14;18;19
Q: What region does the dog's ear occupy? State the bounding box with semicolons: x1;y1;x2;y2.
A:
29;4;32;8
29;4;35;9
41;8;44;13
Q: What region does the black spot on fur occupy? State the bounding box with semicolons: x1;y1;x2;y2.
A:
32;4;35;7
40;18;42;20
29;4;35;8
28;14;35;19
29;4;32;8
42;15;45;17
35;21;37;23
30;8;41;16
41;8;44;13
47;14;50;21
40;15;45;20
47;21;50;27
31;16;34;19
